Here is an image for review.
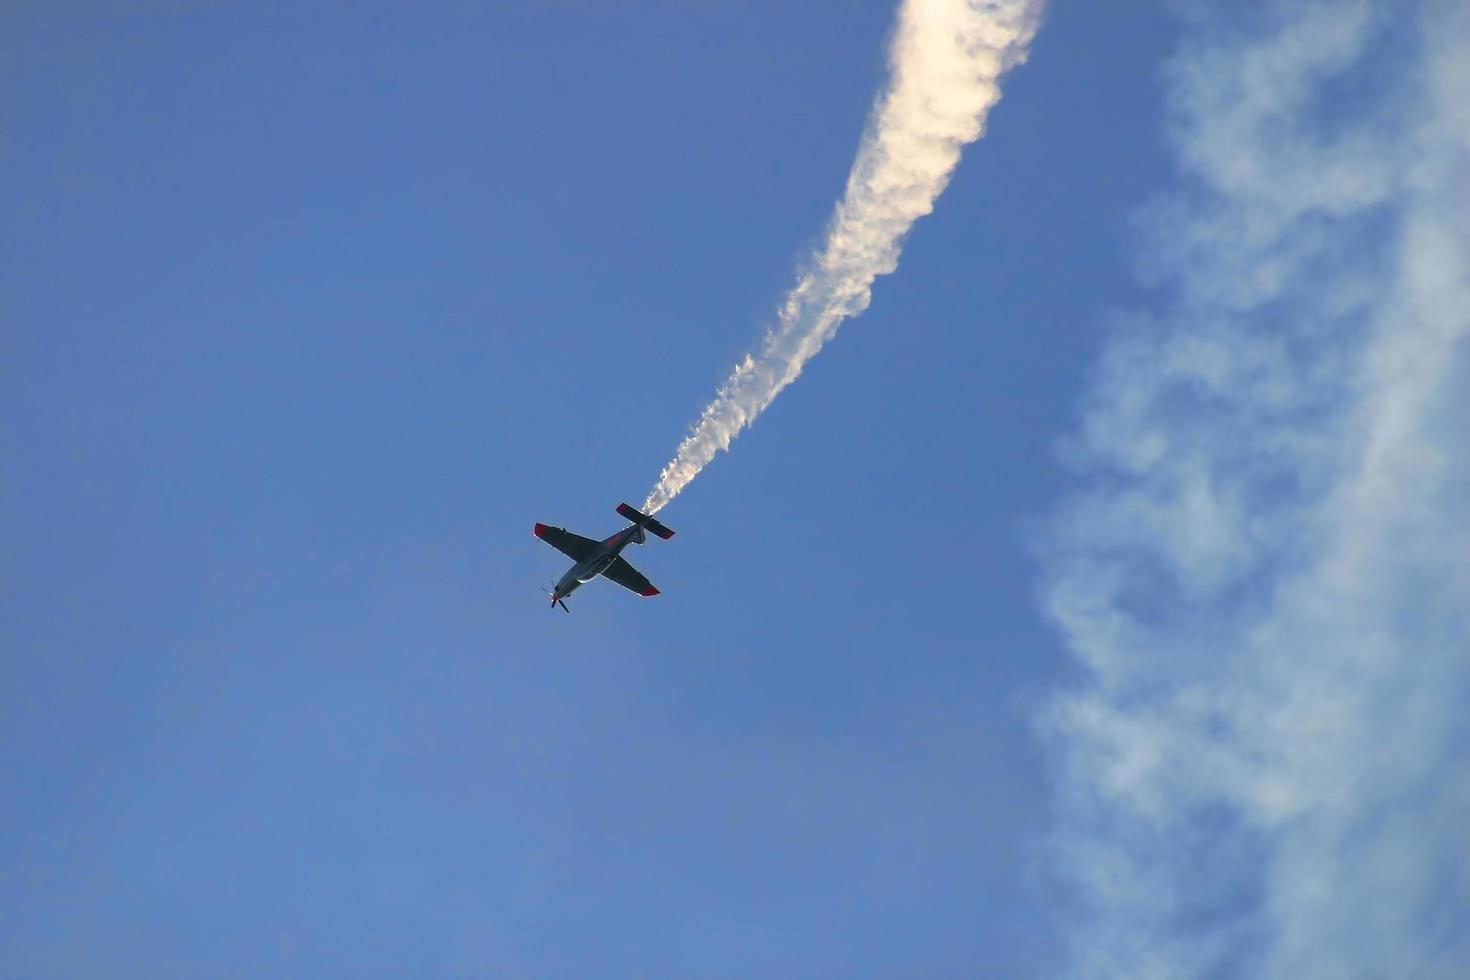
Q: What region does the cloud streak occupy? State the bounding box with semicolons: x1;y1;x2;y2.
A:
644;0;1043;514
1040;1;1470;977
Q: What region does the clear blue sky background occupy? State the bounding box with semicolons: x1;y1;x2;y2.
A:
3;3;1179;975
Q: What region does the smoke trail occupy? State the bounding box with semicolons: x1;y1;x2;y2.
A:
644;0;1043;514
1039;2;1470;975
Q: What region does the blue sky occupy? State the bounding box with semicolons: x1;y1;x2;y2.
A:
4;2;1466;977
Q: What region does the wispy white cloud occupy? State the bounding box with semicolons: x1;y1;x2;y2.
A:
1040;1;1470;976
644;0;1043;514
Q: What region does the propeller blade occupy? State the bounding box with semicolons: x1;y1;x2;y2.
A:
541;585;570;613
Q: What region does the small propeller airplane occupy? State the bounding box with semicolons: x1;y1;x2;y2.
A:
534;503;675;612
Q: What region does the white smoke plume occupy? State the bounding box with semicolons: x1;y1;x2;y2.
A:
644;0;1043;514
1041;1;1470;977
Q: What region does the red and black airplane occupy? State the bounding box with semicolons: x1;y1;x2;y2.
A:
534;503;674;612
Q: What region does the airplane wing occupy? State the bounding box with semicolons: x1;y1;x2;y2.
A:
602;556;659;597
534;523;599;562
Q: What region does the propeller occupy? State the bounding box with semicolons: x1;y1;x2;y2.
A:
542;586;570;613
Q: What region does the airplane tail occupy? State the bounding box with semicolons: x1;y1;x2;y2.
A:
617;502;675;540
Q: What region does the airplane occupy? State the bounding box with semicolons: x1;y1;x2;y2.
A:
533;503;675;612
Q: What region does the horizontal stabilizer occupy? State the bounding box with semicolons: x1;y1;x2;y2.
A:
617;502;675;540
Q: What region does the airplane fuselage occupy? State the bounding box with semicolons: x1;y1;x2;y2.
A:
553;523;645;599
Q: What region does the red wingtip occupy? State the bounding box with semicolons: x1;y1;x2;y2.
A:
533;523;548;538
641;586;660;597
